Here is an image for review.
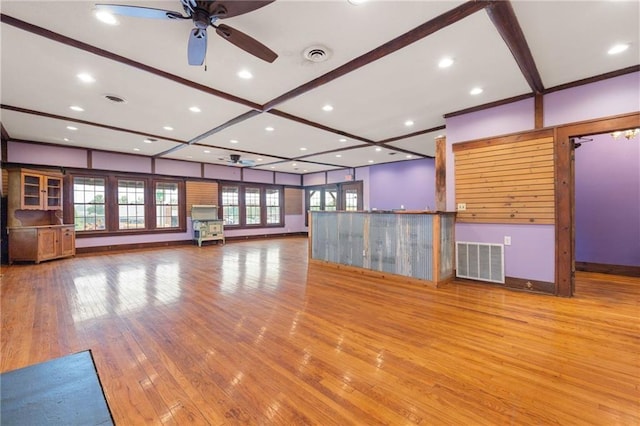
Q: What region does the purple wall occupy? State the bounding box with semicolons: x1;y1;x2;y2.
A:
92;151;151;173
575;133;640;266
369;158;435;211
155;158;201;178
8;141;88;169
545;72;640;127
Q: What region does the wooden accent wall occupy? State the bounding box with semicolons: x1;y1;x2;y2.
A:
284;188;303;215
186;181;218;215
1;168;8;197
453;129;555;224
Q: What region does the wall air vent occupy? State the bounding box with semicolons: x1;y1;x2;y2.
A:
456;242;504;284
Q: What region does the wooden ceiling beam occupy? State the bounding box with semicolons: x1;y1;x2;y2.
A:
485;1;544;94
262;1;488;112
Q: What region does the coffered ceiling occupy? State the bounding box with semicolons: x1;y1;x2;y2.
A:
1;0;638;174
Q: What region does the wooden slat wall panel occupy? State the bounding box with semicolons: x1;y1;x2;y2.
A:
186;181;218;215
454;134;555;224
1;168;8;197
285;188;303;215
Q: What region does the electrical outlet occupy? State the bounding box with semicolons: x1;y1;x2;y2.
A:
457;203;466;211
504;236;511;246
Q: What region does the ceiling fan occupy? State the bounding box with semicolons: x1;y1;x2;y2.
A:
95;0;278;65
223;154;255;166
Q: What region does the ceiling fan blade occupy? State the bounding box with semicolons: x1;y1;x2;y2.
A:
211;1;275;19
215;24;277;63
95;4;188;20
188;28;208;66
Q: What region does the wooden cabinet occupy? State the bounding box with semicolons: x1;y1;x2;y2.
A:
7;168;75;264
14;170;63;211
8;225;76;264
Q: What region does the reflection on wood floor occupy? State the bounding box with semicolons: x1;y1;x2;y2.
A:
1;237;638;424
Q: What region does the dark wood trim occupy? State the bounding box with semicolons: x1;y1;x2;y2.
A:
1;104;187;146
87;150;92;169
555;112;640;297
262;1;487;111
534;93;544;129
1;123;9;163
444;93;534;118
267;109;376;144
455;276;555;295
377;144;430;159
545;65;640;94
452;128;553;152
155;110;262;157
377;125;446;144
575;262;640;278
485;1;544;93
0;14;262;111
435;136;446;211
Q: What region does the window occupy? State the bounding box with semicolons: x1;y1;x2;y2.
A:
221;183;283;227
266;189;281;224
305;182;363;224
118;179;145;229
222;186;240;225
72;174;184;235
155;182;179;228
245;187;261;225
73;177;106;231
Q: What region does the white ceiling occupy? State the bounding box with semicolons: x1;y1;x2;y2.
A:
1;0;638;174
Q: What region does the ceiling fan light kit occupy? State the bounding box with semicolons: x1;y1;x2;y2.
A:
95;0;278;66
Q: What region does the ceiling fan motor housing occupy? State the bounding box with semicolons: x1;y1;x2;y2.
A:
230;154;241;163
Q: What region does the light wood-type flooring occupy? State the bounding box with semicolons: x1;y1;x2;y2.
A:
1;237;638;425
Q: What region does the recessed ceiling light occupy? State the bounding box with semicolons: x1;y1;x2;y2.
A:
66;126;78;131
406;155;413;159
608;43;630;55
230;139;239;144
144;138;156;144
163;126;174;131
368;160;374;163
77;73;95;83
404;120;414;127
303;170;308;172
339;138;347;142
336;154;342;158
375;147;382;152
133;148;140;152
300;147;307;151
95;10;118;25
63;138;71;142
189;106;201;113
438;57;454;68
237;69;253;79
187;156;193;159
203;150;211;154
257;158;263;162
322;104;334;112
270;166;275;169
470;87;483;95
69;105;84;112
265;126;275;132
292;163;297;167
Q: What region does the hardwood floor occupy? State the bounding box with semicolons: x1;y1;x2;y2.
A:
1;237;638;425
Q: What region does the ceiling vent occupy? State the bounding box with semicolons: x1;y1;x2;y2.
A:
104;94;127;103
303;45;331;63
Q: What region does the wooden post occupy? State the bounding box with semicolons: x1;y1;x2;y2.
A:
435;136;446;211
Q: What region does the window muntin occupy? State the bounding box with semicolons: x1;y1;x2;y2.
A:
73;177;106;231
345;189;358;211
222;186;240;225
324;190;337;211
118;179;145;229
155;182;179;228
308;190;321;211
